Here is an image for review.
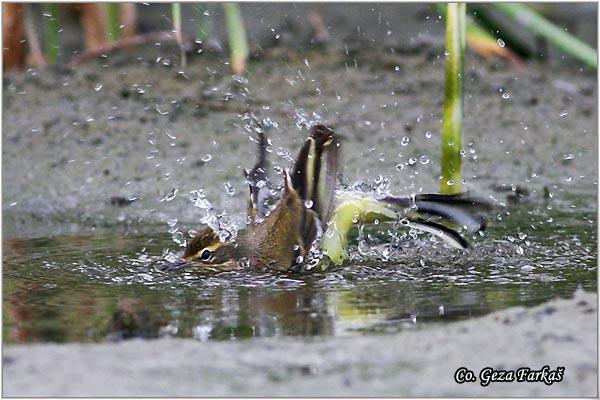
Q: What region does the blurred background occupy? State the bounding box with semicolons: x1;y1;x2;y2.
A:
3;2;598;71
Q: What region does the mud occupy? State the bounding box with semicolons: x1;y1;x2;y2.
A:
2;23;597;239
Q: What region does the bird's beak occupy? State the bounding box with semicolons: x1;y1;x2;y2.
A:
159;259;190;272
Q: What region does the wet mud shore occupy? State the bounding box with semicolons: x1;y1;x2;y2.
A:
2;21;597;239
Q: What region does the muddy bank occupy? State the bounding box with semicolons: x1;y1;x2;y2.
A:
3;289;596;397
3;37;597;240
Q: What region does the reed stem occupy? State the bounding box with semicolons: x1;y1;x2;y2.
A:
172;3;186;70
440;3;465;195
43;3;60;62
223;3;249;75
106;3;120;42
194;4;211;42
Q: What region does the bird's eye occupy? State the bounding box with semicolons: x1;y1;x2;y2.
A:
200;250;212;261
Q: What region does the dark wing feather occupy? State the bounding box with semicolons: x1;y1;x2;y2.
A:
380;192;491;233
291;124;339;222
245;131;271;219
405;217;469;249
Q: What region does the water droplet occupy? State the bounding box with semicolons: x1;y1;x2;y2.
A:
304;199;314;208
190;189;212;209
497;38;505;48
518;232;527;240
201;154;213;163
425;131;432;139
165;129;176;140
396;163;405;171
161;187;179;202
401;136;410;146
419;156;430;165
394;66;400;71
559;109;568;117
563;153;575;160
167;218;178;227
446;179;455;186
408;157;417;165
502;92;510;99
94;83;103;92
516;245;524;255
224;182;235;196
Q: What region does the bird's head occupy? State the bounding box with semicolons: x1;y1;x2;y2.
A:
160;227;242;271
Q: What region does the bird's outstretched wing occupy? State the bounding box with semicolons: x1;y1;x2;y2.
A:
322;192;492;265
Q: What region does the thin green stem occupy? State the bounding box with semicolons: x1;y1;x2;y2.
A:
223;3;249;75
440;3;465;195
493;3;597;68
106;3;120;42
43;3;60;62
172;3;186;70
194;4;211;42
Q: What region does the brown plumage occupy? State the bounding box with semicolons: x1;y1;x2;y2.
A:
161;124;339;272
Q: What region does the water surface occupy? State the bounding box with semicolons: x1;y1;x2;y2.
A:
3;199;596;343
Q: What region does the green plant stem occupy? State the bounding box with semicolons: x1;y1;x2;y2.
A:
106;3;120;42
440;3;465;195
194;4;211;42
435;4;503;54
223;3;249;75
43;3;60;62
172;3;186;70
493;3;597;68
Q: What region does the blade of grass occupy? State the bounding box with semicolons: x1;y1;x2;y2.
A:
106;3;120;42
43;3;60;62
493;3;597;68
172;2;186;70
223;3;249;75
440;3;465;195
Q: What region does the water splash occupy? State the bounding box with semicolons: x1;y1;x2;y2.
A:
189;189;238;243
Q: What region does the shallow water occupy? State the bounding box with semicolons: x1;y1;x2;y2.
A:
3;196;596;344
